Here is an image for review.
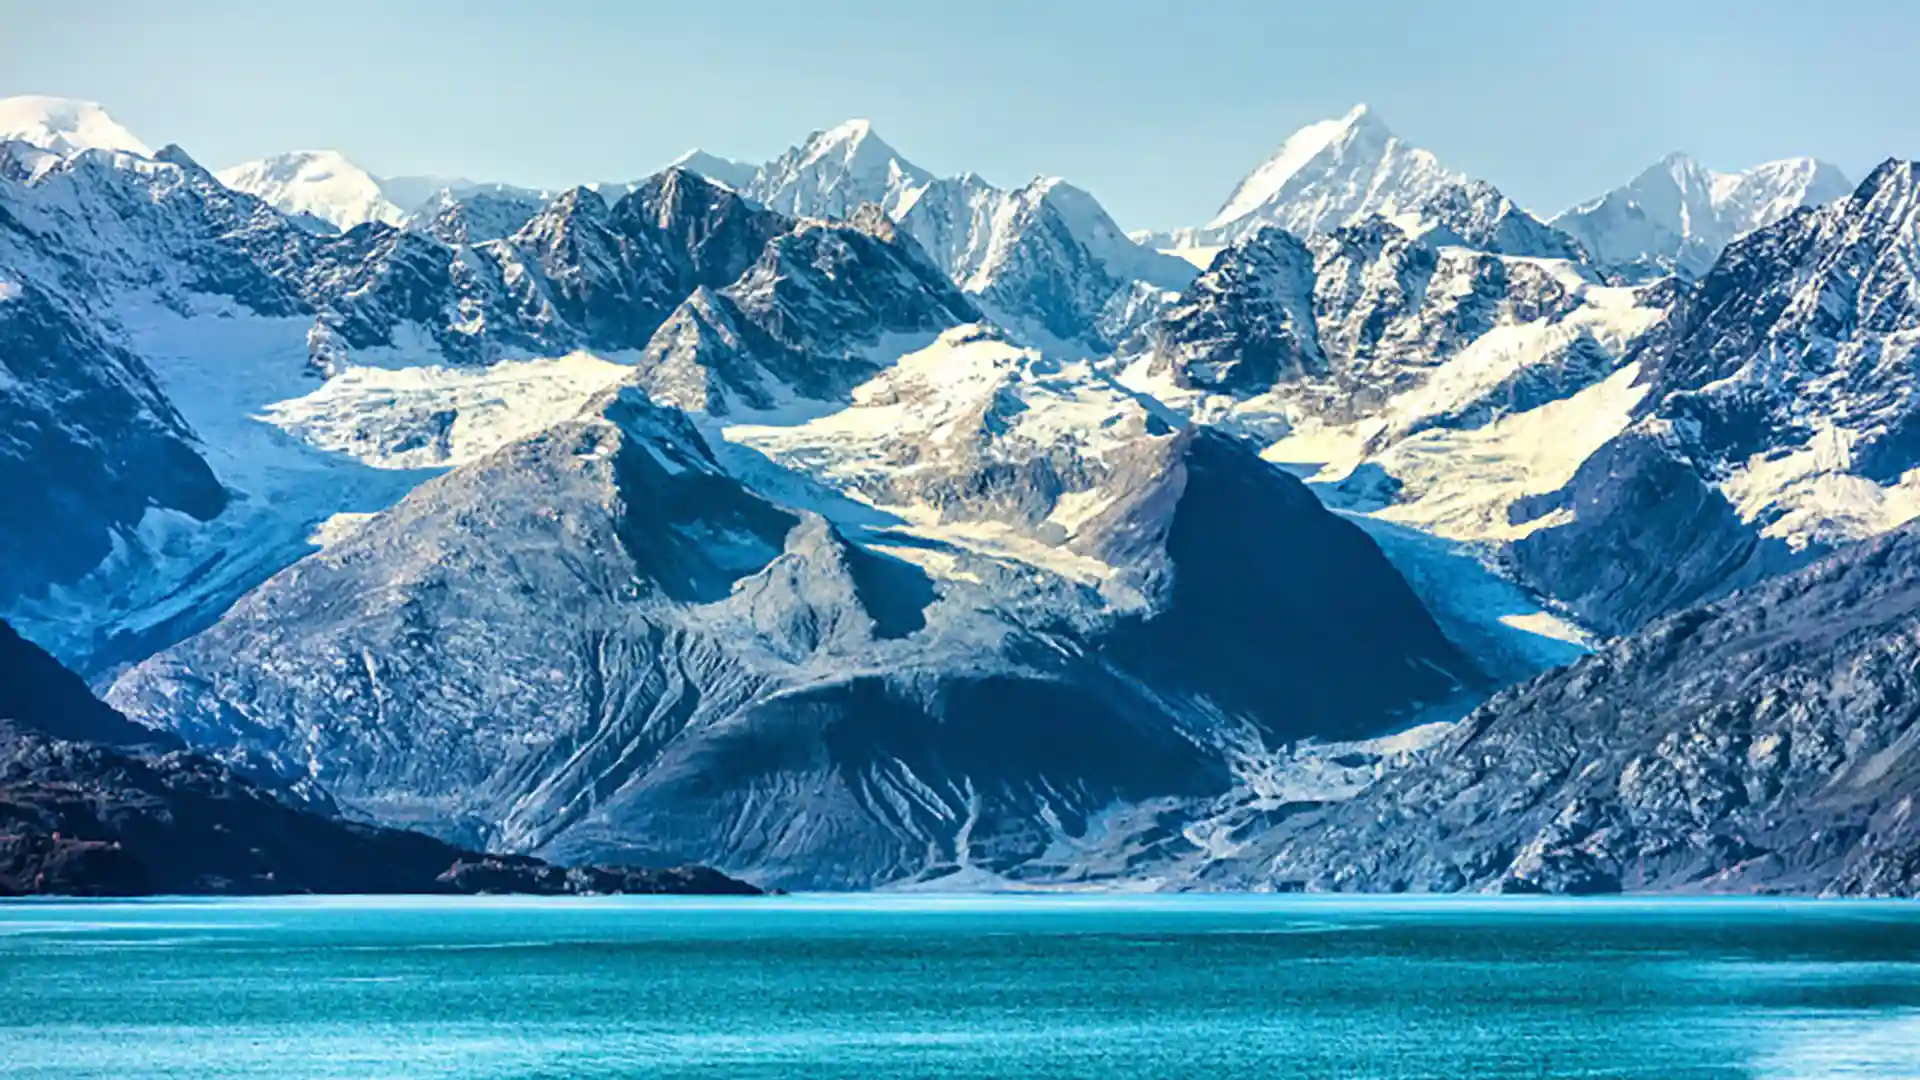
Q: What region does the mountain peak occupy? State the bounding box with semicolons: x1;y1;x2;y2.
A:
215;149;405;230
0;95;152;158
666;148;757;191
800;118;882;162
748;118;931;221
1201;103;1455;238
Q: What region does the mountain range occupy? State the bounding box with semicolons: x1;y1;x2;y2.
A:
2;93;1914;894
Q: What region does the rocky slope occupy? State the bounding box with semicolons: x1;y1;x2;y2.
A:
673;120;1196;357
1510;158;1920;632
110;329;1477;889
1212;525;1920;897
0;619;758;896
1129;158;1920;642
0;274;227;614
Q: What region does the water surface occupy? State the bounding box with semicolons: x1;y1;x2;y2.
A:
2;894;1917;1078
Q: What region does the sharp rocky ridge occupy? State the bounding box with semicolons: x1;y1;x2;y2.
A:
5;92;1919;893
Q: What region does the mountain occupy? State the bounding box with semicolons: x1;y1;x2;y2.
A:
0;96;152;157
215;149;408;230
1128;159;1920;643
896;174;1198;355
1509;158;1920;632
1137;215;1635;417
745;119;933;220
719;120;1196;356
0;146;801;667
409;183;553;243
109;321;1477;889
632;206;978;413
1551;152;1853;281
668;149;757;191
215;153;561;240
0;275;228;617
1141;105;1581;261
0;618;758;897
1212;525;1920;897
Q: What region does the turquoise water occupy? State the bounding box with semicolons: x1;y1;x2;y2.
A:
2;896;1918;1078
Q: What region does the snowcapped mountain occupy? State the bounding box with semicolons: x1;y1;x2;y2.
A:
896;173;1198;355
1141;105;1581;261
215;150;408;231
631;206;979;413
675;119;1197;356
667;149;757;191
744;119;933;220
215;153;561;240
0;96;152;157
1122;212;1669;659
111;322;1476;888
1550;152;1853;281
12;94;1920;896
1150;158;1920;640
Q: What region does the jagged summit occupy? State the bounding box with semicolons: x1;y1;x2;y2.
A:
1551;150;1852;280
0;95;152;157
748;118;932;221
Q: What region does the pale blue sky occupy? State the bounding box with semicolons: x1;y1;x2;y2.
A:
3;0;1915;230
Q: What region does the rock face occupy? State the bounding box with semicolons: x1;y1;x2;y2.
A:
1507;158;1920;631
0;276;227;609
1144;216;1612;415
1551;152;1853;282
632;209;979;412
0;619;759;897
111;339;1476;890
1215;526;1920;897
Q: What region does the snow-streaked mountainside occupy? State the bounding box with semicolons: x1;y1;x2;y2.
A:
111;327;1478;888
0;96;153;158
745;119;933;220
1551;152;1853;281
8;94;1920;894
1137;105;1582;262
666;119;1201;357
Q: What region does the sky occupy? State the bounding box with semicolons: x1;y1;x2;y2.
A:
3;0;1917;231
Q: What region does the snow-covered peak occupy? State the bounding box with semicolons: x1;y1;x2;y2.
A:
746;119;933;220
0;96;152;158
1551;151;1852;280
1208;104;1384;230
215;150;407;231
666;149;757;191
1197;103;1462;244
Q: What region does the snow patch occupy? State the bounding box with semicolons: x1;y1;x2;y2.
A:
260;351;633;469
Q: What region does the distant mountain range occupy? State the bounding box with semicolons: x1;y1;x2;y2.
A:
2;93;1914;895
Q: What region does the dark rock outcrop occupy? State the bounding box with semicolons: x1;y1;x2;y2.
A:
0;618;758;897
1226;525;1920;897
